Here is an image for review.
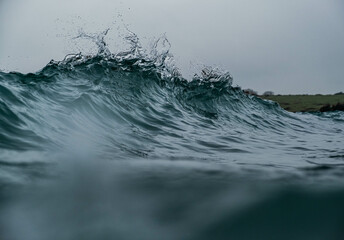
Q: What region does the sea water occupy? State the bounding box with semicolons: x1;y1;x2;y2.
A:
0;32;343;240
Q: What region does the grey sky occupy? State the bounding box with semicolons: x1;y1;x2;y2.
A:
1;0;343;94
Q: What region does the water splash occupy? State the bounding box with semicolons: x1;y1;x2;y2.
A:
49;28;182;81
75;28;111;56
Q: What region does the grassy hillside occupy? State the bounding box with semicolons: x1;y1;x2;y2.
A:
260;94;344;112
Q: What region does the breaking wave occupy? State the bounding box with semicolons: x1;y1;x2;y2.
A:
0;30;343;240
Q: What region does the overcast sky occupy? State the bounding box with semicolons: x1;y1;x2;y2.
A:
1;0;343;94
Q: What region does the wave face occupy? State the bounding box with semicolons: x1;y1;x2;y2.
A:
1;33;344;239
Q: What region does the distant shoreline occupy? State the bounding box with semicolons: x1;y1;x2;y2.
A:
258;94;344;112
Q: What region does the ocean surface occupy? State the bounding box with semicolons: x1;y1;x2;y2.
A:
0;33;344;240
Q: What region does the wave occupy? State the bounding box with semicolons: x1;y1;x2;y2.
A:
1;29;344;240
0;30;343;182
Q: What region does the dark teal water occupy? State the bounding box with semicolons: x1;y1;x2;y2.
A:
0;35;344;239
